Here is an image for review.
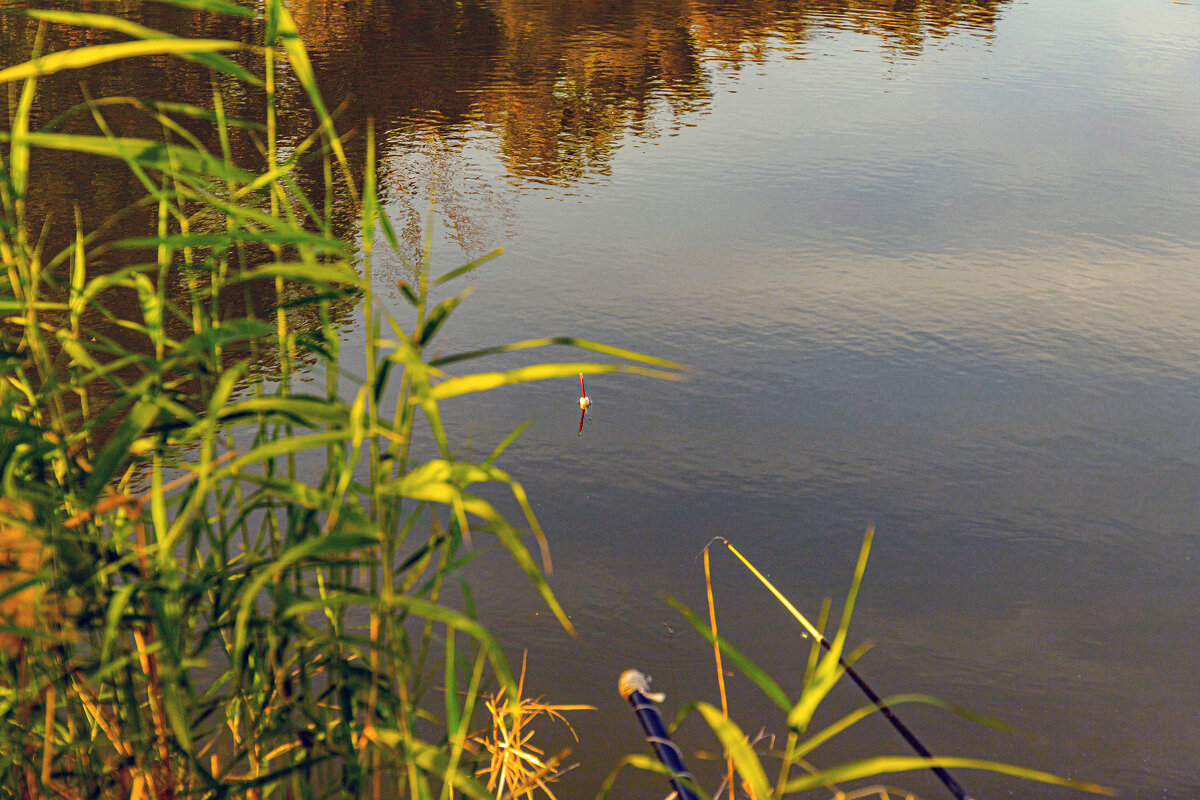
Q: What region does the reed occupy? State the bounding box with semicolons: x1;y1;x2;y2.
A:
0;3;677;797
603;531;1115;800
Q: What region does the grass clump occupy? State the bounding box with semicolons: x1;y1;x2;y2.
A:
0;3;677;797
472;652;593;800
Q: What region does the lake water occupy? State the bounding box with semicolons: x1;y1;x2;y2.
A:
338;1;1200;797
16;0;1200;796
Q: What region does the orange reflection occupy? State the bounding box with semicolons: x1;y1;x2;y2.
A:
282;0;1009;186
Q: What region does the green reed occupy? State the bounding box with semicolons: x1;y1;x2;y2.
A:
0;3;678;797
602;531;1115;800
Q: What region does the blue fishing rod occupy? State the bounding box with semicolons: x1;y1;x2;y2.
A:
619;670;701;800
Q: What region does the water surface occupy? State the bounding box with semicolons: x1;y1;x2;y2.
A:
331;1;1200;797
14;0;1200;797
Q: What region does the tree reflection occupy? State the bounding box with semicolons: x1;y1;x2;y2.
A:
2;0;1009;399
382;132;518;267
284;0;1009;187
3;0;1011;263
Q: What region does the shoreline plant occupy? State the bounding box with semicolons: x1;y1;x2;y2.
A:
0;2;676;797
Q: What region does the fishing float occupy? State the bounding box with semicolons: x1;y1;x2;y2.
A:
578;372;592;435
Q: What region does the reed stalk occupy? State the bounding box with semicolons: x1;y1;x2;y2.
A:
0;2;679;796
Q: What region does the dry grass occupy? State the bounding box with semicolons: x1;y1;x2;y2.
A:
472;653;594;800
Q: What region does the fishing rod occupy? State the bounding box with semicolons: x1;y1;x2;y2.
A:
619;669;701;800
718;533;972;800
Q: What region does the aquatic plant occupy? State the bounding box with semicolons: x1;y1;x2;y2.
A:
603;530;1115;799
0;3;677;797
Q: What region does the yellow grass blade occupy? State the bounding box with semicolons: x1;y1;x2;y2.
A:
0;39;248;84
696;702;772;800
429;363;678;401
781;756;1116;796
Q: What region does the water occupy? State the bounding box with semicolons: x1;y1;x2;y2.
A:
352;2;1200;796
17;0;1200;796
392;2;1200;797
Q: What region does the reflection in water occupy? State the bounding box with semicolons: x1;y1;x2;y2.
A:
284;0;1008;187
382;132;518;265
1;0;1011;273
1;0;1012;237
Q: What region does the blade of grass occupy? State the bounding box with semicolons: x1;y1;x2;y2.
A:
428;362;679;401
696;702;771;800
21;10;264;85
432;248;503;286
663;595;791;713
703;547;735;800
781;756;1115;796
430;336;683;369
0;39;250;84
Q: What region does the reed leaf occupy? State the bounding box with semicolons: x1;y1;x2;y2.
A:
431;336;683;369
696;702;773;799
432;247;504;286
82;399;158;501
788;529;872;734
416;288;473;347
0;39;249;84
792;693;1020;762
781;756;1116;796
9;42;39;203
115;229;344;252
150;0;255;18
216;395;352;427
430;362;679;401
218;430;355;476
21;10;263;85
227;261;366;288
0;131;257;184
662;594;791;713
